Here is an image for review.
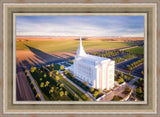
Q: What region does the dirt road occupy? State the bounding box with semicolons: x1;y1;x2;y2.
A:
16;68;35;101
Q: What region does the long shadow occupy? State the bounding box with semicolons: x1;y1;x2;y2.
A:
23;44;75;67
25;44;54;63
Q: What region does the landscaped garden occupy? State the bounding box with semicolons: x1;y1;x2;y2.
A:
134;78;144;100
115;71;135;83
64;70;103;99
29;66;79;101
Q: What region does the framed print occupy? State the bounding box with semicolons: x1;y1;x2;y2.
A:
0;1;159;116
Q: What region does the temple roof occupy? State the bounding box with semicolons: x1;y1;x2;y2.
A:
76;37;112;65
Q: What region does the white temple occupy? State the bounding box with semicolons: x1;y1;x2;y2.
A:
73;37;115;90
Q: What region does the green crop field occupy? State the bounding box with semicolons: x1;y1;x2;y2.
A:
16;40;135;53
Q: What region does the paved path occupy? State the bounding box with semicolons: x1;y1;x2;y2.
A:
27;70;45;101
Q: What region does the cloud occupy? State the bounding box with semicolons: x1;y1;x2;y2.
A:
16;16;144;37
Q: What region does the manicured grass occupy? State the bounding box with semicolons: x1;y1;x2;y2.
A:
124;47;144;55
64;70;90;92
16;40;135;53
58;74;91;101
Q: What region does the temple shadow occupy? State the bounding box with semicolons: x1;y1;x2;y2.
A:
21;44;75;68
25;44;53;63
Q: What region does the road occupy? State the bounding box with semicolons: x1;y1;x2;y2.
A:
27;70;45;101
16;68;35;101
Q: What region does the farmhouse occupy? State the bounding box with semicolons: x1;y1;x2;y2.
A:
73;37;115;90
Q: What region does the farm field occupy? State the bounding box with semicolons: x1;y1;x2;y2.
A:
16;39;135;53
16;37;142;67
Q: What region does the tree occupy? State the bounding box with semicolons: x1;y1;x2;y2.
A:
30;67;36;73
60;83;64;88
43;74;47;78
30;81;34;86
26;73;29;77
97;89;101;94
123;86;131;94
118;78;124;84
55;76;60;81
45;81;50;87
124;75;127;80
59;91;64;97
136;87;142;94
56;71;59;75
49;87;54;94
90;87;94;93
60;65;64;71
83;81;88;86
33;86;36;91
64;91;68;96
40;82;44;88
36;93;40;99
93;91;98;98
112;95;121;101
141;71;144;76
51;63;54;67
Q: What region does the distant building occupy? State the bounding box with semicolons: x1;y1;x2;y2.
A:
73;37;115;90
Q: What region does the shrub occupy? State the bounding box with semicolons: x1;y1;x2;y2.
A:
30;67;36;73
93;91;98;98
60;83;64;88
97;89;101;94
112;95;122;101
55;76;60;81
40;82;44;88
59;91;64;97
122;87;131;94
60;65;64;71
90;87;94;93
64;91;68;96
43;74;47;78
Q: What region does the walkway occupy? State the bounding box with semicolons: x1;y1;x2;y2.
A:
27;70;45;101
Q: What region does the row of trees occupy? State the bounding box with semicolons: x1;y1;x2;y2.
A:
112;57;125;64
64;70;90;92
115;71;134;83
127;58;144;71
25;71;41;101
134;78;144;100
90;87;103;98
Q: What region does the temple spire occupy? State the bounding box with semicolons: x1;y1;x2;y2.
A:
76;37;86;56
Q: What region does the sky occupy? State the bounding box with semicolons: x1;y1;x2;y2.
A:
16;16;144;37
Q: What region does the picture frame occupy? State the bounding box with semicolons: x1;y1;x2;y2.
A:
0;1;159;116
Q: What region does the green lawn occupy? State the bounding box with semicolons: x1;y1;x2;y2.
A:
16;40;135;53
124;47;144;55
